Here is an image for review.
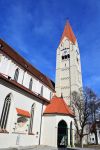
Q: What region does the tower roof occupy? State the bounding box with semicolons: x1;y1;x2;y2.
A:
60;21;76;44
44;95;74;117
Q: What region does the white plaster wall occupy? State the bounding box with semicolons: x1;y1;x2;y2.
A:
0;51;53;101
0;82;44;148
88;133;96;144
43;86;51;100
0;134;36;148
41;114;74;147
97;129;100;144
41;115;57;147
56;115;74;129
88;130;100;144
0;53;9;74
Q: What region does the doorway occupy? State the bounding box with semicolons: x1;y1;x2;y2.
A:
57;120;68;147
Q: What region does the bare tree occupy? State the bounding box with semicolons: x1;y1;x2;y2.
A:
71;88;92;147
72;87;100;147
87;88;100;145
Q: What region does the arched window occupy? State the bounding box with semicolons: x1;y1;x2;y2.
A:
28;103;35;134
29;78;33;90
50;92;52;100
14;68;19;81
0;94;11;131
41;86;43;96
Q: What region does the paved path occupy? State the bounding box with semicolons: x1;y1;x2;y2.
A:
0;145;99;150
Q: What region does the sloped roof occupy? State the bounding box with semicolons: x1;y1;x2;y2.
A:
44;95;74;117
60;21;76;44
16;108;31;118
0;39;55;91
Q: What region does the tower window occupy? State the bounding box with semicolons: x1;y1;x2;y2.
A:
62;56;64;60
14;68;19;82
67;54;70;58
0;94;11;131
65;55;67;59
62;54;70;60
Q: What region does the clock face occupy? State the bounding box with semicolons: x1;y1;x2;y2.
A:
62;50;67;56
64;50;67;54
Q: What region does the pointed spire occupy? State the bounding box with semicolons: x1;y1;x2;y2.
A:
60;20;76;44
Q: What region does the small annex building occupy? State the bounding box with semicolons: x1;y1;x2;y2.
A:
41;95;75;147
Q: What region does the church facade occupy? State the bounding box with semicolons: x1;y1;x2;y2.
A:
0;21;81;148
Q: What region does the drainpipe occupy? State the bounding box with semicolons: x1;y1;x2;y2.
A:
39;101;44;145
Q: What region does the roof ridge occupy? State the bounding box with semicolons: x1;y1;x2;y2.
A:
44;96;74;117
61;98;72;114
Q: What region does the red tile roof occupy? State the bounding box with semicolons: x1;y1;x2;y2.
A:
44;95;74;117
60;21;76;44
16;108;31;118
0;39;55;91
0;73;50;103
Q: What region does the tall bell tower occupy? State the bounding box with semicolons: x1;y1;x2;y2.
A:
55;21;83;105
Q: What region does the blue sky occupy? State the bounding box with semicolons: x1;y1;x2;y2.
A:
0;0;100;95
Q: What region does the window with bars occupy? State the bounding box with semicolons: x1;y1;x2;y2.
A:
29;78;33;90
14;68;19;81
28;104;35;134
0;93;11;131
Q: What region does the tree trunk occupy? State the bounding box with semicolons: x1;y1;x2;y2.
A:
80;137;83;148
94;130;98;145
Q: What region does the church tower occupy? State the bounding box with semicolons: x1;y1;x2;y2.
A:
55;21;83;105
